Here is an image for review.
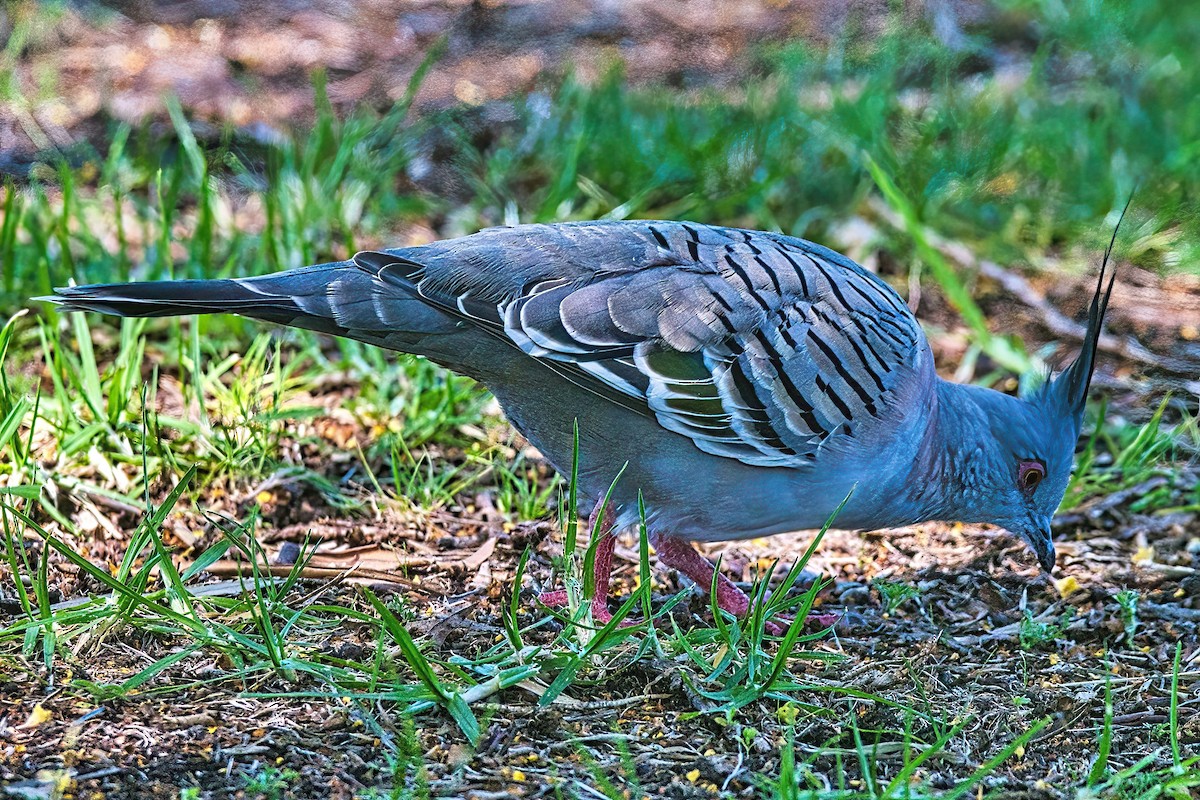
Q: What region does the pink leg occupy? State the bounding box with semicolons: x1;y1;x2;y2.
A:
652;533;786;634
538;512;793;633
538;504;620;624
651;533;749;616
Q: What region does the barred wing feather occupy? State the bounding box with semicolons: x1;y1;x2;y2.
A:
357;221;928;468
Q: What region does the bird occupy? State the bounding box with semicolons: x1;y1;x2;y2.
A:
42;218;1118;628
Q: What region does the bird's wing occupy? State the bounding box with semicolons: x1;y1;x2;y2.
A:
356;221;930;467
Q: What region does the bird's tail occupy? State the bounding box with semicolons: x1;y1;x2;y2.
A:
51;261;455;349
40;259;463;351
43;263;351;329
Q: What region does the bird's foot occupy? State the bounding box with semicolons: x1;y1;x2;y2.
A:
651;533;798;634
733;592;790;635
736;591;845;636
537;502;639;628
749;610;843;635
706;580;784;634
760;615;789;636
537;589;637;628
807;611;842;629
537;589;568;608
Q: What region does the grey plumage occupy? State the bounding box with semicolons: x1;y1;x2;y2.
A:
46;219;1119;622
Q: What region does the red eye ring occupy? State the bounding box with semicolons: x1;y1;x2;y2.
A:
1019;460;1046;493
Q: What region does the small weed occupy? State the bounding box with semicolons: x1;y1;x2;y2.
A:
872;578;920;615
1115;589;1140;648
359;718;433;800
1019;607;1076;650
491;454;560;522
575;736;642;800
386;594;418;625
388;441;478;511
764;714;1050;799
240;765;299;800
1065;397;1196;513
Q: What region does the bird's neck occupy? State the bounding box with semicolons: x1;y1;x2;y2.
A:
901;379;1005;524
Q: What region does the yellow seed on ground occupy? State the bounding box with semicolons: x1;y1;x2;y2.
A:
1054;575;1081;597
21;704;52;729
685;769;700;783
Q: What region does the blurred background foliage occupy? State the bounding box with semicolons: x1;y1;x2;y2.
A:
1;0;1197;317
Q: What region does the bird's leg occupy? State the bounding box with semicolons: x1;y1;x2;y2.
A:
539;513;788;632
651;533;787;634
538;503;620;624
650;532;749;616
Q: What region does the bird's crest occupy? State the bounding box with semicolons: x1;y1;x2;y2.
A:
1042;195;1133;423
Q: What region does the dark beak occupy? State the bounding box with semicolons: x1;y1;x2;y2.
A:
1030;527;1056;574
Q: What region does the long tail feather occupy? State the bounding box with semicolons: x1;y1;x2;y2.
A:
38;258;466;354
42;263;345;325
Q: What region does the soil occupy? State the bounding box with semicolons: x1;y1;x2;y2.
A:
3;476;1198;797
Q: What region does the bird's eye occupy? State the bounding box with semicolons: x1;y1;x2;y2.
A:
1018;460;1046;493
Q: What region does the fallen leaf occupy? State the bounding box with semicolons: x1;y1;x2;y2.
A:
20;704;52;729
1053;575;1081;597
1132;545;1155;565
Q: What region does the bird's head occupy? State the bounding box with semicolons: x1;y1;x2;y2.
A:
967;385;1086;574
933;213;1121;573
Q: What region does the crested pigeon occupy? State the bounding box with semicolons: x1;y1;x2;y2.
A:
44;220;1116;626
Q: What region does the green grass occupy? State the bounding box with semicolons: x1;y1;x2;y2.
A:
2;0;1199;796
0;408;1063;796
1019;606;1077;650
872;579;921;616
1063;397;1200;513
4;1;1200;312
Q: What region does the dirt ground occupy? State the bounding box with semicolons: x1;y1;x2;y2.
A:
3;468;1198;797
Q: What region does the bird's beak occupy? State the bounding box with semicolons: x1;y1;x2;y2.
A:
1028;525;1056;574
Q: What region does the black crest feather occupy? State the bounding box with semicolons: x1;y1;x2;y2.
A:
1050;193;1134;418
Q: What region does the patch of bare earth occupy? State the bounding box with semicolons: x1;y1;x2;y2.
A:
2;492;1199;796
